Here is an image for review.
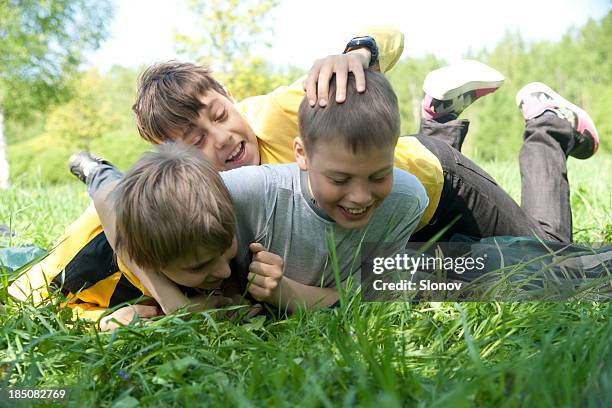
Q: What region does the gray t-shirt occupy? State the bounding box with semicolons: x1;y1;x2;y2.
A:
221;163;428;288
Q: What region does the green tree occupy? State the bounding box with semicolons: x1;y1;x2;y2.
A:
0;0;114;188
7;65;149;185
174;0;294;101
45;70;120;151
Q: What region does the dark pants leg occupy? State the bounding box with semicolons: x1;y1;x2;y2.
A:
419;118;470;152
520;112;574;242
411;116;571;243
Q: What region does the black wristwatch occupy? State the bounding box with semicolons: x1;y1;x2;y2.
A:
343;36;379;68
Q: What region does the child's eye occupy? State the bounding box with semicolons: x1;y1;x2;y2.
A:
329;177;348;185
370;174;389;183
215;109;227;122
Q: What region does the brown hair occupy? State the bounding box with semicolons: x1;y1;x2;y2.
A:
113;143;235;270
298;70;400;154
132;61;228;144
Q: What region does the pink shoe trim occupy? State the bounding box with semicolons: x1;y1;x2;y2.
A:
421;94;435;120
474;87;499;98
517;82;600;156
520;100;557;120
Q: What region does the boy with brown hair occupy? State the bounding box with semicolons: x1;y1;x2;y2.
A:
131;61;261;170
107;144;243;329
8;143;241;330
111;144;236;283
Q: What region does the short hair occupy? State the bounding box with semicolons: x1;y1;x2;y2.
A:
298;70;400;154
113;143;235;270
132;61;228;144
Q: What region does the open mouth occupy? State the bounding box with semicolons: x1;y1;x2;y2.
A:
337;204;374;220
225;141;247;165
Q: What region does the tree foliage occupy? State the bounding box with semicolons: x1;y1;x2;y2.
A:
174;0;296;100
8;65;147;185
0;0;114;188
45;69;121;151
0;0;114;121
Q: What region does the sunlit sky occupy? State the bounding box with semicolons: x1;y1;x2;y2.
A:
87;0;610;72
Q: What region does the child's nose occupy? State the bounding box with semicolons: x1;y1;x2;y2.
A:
347;182;373;206
211;129;232;150
213;261;231;279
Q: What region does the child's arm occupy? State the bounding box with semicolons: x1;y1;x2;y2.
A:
99;304;161;331
248;243;338;312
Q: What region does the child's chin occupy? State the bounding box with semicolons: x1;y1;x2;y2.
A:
333;214;372;229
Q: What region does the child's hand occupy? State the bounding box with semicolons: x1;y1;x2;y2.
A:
225;298;264;321
99;304;161;332
303;49;370;107
247;243;284;305
182;293;237;316
189;293;235;309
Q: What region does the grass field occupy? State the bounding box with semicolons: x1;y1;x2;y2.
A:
1;155;611;407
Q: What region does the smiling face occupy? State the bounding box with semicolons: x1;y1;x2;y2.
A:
170;91;260;171
161;238;238;290
295;138;395;229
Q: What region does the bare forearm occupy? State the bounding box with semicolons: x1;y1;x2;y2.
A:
275;277;338;313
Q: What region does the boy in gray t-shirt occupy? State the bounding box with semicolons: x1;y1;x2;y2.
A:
92;71;428;319
224;163;426;290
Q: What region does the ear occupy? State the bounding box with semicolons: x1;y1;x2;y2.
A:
293;137;308;171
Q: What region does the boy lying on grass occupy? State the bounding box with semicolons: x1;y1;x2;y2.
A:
90;71;428;329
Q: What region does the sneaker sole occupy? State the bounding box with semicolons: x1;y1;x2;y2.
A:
423;59;505;100
516;82;600;154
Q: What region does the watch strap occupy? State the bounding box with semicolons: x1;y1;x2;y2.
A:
343;36;379;68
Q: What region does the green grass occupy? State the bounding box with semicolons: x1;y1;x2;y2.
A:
1;156;611;407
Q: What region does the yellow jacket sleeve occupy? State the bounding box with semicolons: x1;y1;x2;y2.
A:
67;303;108;322
355;26;404;73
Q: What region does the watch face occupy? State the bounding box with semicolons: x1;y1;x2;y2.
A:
349;37;374;48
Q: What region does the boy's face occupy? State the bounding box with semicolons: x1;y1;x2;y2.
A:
171;91;260;171
161;237;238;289
294;138;395;229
